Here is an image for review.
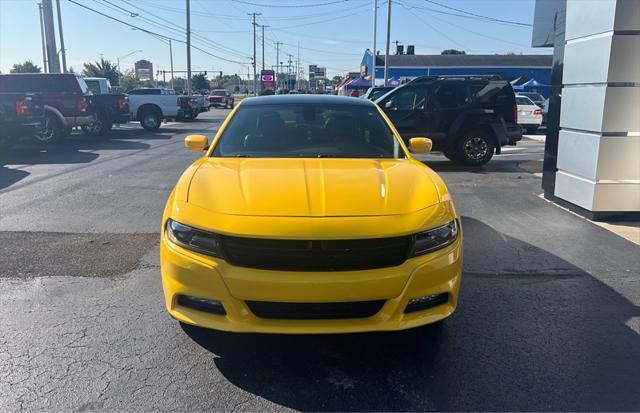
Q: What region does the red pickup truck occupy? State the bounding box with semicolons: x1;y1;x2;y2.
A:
208;89;234;109
0;73;94;143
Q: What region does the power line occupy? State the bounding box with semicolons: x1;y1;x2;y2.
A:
421;0;532;27
65;0;249;64
108;0;249;59
232;0;349;8
402;2;531;48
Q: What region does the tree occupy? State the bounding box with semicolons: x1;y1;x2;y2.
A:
82;58;120;84
118;69;141;92
441;49;466;55
10;60;42;73
191;73;210;91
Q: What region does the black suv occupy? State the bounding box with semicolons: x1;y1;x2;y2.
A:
376;75;522;165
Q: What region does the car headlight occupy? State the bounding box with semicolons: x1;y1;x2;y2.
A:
165;219;222;258
411;220;459;256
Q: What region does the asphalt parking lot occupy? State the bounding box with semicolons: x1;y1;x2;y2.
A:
1;110;639;411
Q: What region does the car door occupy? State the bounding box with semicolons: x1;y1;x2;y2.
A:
425;82;467;143
379;85;428;143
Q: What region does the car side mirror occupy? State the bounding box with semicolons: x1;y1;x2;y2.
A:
185;134;208;151
408;137;432;154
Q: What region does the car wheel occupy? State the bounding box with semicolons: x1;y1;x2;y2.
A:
230;102;234;109
34;113;63;144
443;149;462;163
140;111;161;131
457;131;495;166
81;112;107;136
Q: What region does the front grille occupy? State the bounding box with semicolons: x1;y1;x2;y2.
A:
246;300;385;320
219;235;413;271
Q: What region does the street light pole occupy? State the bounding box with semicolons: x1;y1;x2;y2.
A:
260;24;269;72
38;3;48;73
248;13;261;95
55;0;67;73
384;0;392;86
169;39;174;90
116;49;142;88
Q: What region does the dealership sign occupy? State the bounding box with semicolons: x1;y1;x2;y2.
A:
260;69;275;90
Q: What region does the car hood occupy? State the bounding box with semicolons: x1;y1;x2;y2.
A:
187;158;440;217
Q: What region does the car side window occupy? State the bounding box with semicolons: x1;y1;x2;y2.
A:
384;87;426;111
433;84;461;109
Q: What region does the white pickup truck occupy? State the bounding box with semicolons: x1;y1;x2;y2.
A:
127;88;187;130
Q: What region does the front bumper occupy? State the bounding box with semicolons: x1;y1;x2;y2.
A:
160;233;462;334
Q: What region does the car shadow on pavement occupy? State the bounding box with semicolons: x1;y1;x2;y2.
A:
182;217;640;411
422;159;524;174
0;165;30;190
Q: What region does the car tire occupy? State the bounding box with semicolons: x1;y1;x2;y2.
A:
81;112;107;136
140;110;162;131
230;102;234;109
443;149;462;163
457;130;495;166
34;112;63;144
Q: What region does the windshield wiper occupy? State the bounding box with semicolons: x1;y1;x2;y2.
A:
234;154;251;157
315;154;336;158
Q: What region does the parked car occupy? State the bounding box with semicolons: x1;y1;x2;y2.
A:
161;95;462;333
127;88;186;130
208;89;234;108
362;86;395;101
516;95;543;134
376;75;522;166
0;92;44;150
177;96;206;120
0;73;93;143
516;91;545;108
81;77;131;135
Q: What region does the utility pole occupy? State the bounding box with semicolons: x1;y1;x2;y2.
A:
287;54;293;90
38;3;48;73
372;0;377;87
186;0;192;95
297;41;300;88
275;41;282;90
247;65;251;93
248;13;261;95
260;24;269;72
42;0;60;73
169;39;174;90
384;0;392;86
55;0;67;72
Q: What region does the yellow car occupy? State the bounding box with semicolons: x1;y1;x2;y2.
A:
161;95;462;334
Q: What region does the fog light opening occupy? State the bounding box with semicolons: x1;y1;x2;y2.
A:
404;293;449;313
177;295;226;315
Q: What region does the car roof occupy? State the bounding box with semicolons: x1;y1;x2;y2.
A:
241;94;374;107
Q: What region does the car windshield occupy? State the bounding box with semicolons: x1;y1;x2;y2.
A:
211;90;226;95
369;88;394;100
76;76;91;95
522;92;544;102
211;103;403;159
517;96;534;105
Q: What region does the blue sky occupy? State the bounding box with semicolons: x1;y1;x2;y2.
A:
0;0;548;79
